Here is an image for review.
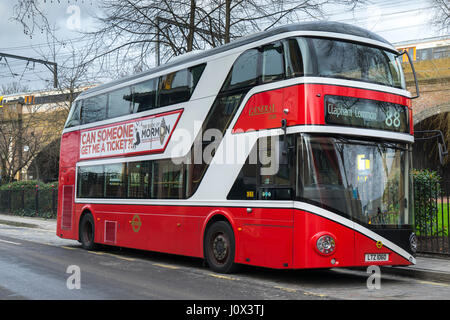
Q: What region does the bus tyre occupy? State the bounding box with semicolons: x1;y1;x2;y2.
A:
204;221;239;274
79;213;97;250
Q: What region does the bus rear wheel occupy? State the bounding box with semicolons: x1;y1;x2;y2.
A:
79;213;97;250
204;221;239;274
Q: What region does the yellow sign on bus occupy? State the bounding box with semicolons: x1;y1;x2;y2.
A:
0;96;3;107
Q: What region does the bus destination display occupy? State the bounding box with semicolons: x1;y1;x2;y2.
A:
325;95;408;133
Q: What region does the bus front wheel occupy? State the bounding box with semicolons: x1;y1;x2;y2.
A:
204;221;239;274
79;213;97;250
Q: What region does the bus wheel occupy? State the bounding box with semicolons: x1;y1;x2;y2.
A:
204;221;239;274
79;213;97;250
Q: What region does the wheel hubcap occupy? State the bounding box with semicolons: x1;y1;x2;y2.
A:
212;234;228;263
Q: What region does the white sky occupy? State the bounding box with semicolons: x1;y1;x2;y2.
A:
0;0;447;91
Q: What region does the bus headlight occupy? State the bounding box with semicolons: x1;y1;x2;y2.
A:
409;233;418;254
313;233;336;255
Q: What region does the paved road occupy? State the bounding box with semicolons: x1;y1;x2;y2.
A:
1;218;450;301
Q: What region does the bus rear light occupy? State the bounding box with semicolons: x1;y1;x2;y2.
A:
312;232;336;256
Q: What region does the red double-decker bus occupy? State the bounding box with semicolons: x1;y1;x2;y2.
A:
57;22;418;273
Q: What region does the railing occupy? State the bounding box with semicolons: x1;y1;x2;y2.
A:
414;179;450;255
0;185;58;219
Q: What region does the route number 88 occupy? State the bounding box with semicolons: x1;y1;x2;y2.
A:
385;110;401;128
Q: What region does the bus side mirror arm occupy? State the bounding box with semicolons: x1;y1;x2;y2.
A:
415;130;448;166
398;50;420;99
281;118;288;155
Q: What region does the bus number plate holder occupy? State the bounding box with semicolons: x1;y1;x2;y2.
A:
365;253;389;262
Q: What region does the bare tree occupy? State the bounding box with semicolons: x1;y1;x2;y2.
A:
11;0;52;38
0;97;60;183
32;32;101;118
429;0;450;33
12;0;363;77
83;0;363;73
1;82;30;96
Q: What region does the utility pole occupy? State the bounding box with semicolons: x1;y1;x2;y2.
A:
0;52;58;88
17;100;23;181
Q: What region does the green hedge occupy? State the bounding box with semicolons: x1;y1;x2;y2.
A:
0;180;58;219
0;180;58;191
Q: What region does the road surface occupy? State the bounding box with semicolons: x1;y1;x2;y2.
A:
0;216;449;301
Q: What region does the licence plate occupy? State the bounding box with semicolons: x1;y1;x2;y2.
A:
365;253;389;262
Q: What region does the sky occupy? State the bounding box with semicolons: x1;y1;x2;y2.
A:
0;0;447;92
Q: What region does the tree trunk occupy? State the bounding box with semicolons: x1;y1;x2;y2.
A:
225;0;231;44
187;0;196;52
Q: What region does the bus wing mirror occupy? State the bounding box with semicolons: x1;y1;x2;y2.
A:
398;50;420;99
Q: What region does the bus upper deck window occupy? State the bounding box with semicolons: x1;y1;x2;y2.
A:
222;49;259;92
82;94;107;125
65;100;82;128
283;39;304;78
159;69;191;107
189;64;206;94
108;86;132;119
132;78;158;113
261;42;284;83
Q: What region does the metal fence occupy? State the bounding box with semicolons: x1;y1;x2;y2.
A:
414;179;450;255
0;187;58;219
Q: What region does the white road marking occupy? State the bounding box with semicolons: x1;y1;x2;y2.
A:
0;239;22;245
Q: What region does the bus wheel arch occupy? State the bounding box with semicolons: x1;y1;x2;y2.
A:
78;209;97;250
202;212;240;273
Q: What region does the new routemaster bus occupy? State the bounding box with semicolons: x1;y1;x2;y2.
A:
57;21;418;273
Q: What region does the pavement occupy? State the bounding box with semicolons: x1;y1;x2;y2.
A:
0;213;449;283
380;256;450;283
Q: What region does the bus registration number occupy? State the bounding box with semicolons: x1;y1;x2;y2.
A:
365;253;389;262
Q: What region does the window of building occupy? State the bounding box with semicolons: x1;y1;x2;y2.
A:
433;46;450;59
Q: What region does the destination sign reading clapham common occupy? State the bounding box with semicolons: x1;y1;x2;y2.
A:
325;95;408;133
79;110;182;159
